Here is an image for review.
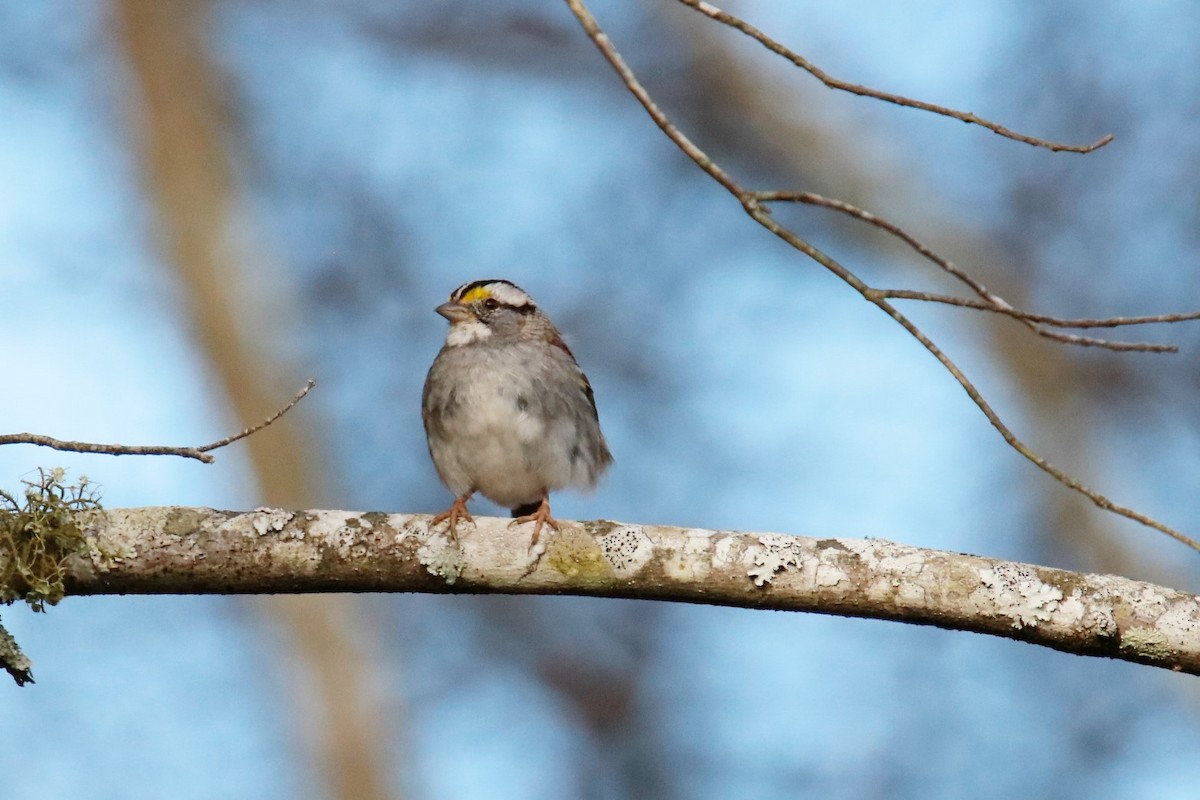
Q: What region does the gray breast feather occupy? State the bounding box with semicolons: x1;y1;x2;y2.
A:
422;340;611;504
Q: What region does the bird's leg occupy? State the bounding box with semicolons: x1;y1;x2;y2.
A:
431;492;474;542
509;489;560;548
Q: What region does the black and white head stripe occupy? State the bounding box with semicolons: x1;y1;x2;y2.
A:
451;279;535;309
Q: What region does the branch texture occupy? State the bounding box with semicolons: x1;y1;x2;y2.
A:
0;619;33;686
59;507;1200;676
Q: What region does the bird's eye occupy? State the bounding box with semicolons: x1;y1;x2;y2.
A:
483;298;499;310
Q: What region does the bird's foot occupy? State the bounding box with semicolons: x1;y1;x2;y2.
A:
509;493;559;549
431;494;474;542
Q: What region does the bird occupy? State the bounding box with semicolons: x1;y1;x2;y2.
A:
422;279;612;548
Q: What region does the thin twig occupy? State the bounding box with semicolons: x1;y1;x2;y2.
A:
196;379;317;453
876;289;1188;351
0;380;317;464
1015;328;1174;354
756;191;1183;353
673;0;1113;154
756;190;998;294
875;289;1200;329
0;436;215;463
563;0;1200;553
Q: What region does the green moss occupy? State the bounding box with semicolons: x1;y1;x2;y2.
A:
0;468;101;611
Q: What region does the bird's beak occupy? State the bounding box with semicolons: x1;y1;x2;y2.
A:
436;302;472;323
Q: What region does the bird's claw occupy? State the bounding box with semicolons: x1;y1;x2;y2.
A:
509;494;560;549
431;495;474;542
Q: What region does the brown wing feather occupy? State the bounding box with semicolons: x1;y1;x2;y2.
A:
546;332;601;420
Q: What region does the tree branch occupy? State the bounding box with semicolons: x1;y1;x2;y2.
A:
0;618;33;686
0;380;316;463
672;0;1112;154
562;0;1200;554
755;190;1194;353
46;507;1200;677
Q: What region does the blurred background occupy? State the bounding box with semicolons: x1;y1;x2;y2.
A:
2;0;1200;797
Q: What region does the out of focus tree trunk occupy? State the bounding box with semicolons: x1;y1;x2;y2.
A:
112;2;396;798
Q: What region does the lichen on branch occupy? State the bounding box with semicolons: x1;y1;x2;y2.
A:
0;468;101;611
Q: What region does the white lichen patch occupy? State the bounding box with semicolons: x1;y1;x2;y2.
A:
599;526;654;576
1115;592;1200;656
83;508;150;569
528;534;550;562
86;526;138;567
855;542;926;577
712;534;736;564
391;517;429;546
304;511;368;559
1154;598;1200;635
847;542;931;605
251;507;294;536
747;534;810;587
659;529;714;582
418;535;463;585
1053;594;1087;627
813;561;850;589
979;563;1063;629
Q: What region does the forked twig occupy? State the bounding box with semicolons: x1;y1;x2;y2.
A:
674;2;1200;351
0;380;316;464
755;191;1195;353
673;0;1112;154
563;0;1200;553
874;290;1200;329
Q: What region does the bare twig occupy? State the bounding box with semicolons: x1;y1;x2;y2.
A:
756;191;1191;353
874;289;1200;329
877;288;1188;351
673;0;1113;154
0;380;316;464
999;328;1174;354
755;190;1001;298
196;379;317;453
563;0;1200;553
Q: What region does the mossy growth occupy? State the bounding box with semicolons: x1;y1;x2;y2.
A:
0;468;101;612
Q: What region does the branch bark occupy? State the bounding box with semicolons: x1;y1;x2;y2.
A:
0;619;33;686
63;507;1200;676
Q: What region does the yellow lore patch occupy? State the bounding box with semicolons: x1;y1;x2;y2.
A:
457;286;493;304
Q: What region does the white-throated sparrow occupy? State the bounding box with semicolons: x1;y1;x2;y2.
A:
422;279;612;547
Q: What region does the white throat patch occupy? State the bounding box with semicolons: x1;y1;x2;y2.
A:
445;319;492;347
